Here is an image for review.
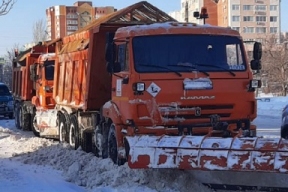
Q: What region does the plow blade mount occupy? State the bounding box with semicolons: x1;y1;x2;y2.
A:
126;135;288;171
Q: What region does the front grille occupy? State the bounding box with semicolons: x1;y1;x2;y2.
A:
158;104;234;120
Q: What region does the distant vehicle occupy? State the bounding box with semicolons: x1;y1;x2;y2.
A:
281;104;288;138
0;82;14;119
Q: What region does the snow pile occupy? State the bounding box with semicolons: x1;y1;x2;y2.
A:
12;142;211;192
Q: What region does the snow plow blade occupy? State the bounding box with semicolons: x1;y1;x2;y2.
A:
126;135;288;172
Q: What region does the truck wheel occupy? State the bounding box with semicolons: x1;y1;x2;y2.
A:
19;107;31;131
69;115;80;150
59;114;68;143
31;110;40;137
15;105;21;129
108;123;126;165
82;132;92;153
93;125;103;157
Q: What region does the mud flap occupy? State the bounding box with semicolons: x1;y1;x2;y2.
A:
126;135;288;172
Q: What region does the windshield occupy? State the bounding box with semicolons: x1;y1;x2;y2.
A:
133;35;246;73
0;85;11;96
44;60;55;81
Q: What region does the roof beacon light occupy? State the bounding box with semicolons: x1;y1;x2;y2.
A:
193;6;209;24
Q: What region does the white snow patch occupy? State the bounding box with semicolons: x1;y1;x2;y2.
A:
0;120;212;192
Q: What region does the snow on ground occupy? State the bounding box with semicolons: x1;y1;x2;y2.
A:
0;119;211;192
0;96;287;192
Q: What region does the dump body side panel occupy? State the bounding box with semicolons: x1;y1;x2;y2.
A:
54;24;132;110
12;62;34;101
54;50;87;108
12;67;22;99
85;26;112;110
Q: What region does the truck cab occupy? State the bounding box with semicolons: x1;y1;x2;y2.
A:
102;22;262;163
30;53;56;109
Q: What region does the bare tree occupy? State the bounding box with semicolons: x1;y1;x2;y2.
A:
0;0;16;16
6;44;19;62
33;19;47;43
2;44;20;88
262;35;288;96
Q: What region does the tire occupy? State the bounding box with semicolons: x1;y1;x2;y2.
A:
82;132;92;153
108;123;126;165
59;113;68;143
15;104;21;129
19;107;31;131
31;109;40;137
69;114;80;150
93;125;103;157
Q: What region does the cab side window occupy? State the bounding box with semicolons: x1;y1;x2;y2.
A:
117;43;129;71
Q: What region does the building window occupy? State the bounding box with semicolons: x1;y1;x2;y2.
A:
67;20;78;25
270;16;277;22
243;5;253;10
256;16;266;22
270;5;277;11
232;16;240;22
270;27;277;33
67;26;78;30
243;16;253;22
256;38;263;43
255;5;266;11
232;5;240;10
243;27;254;33
232;27;240;32
256;27;266;33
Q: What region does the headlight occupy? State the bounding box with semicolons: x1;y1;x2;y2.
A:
250;79;261;88
7;101;14;106
133;82;145;92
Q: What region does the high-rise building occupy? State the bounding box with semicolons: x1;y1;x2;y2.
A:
46;1;116;40
170;0;281;43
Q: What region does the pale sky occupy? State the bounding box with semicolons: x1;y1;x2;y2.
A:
0;0;287;57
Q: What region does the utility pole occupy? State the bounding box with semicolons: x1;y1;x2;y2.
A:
185;1;189;23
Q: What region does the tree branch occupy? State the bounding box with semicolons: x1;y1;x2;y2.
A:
0;0;16;16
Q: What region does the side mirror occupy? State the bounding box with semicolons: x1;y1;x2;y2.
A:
105;32;115;63
106;62;121;73
250;60;262;71
253;42;262;60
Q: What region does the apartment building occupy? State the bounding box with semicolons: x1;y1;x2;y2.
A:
170;0;281;43
46;1;116;40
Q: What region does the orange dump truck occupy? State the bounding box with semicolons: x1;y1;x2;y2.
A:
12;42;56;136
19;1;288;190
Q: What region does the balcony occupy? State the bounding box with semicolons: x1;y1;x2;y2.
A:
255;0;264;3
256;22;266;26
254;11;266;15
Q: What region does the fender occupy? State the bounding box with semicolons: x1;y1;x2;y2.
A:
102;101;123;124
31;96;40;108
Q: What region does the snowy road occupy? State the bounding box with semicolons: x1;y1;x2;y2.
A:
0;96;287;192
254;114;281;137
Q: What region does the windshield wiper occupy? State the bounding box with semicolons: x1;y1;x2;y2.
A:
139;64;182;77
169;63;210;76
197;64;236;76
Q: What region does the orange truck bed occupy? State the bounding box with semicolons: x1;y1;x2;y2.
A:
12;43;55;100
53;24;136;110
